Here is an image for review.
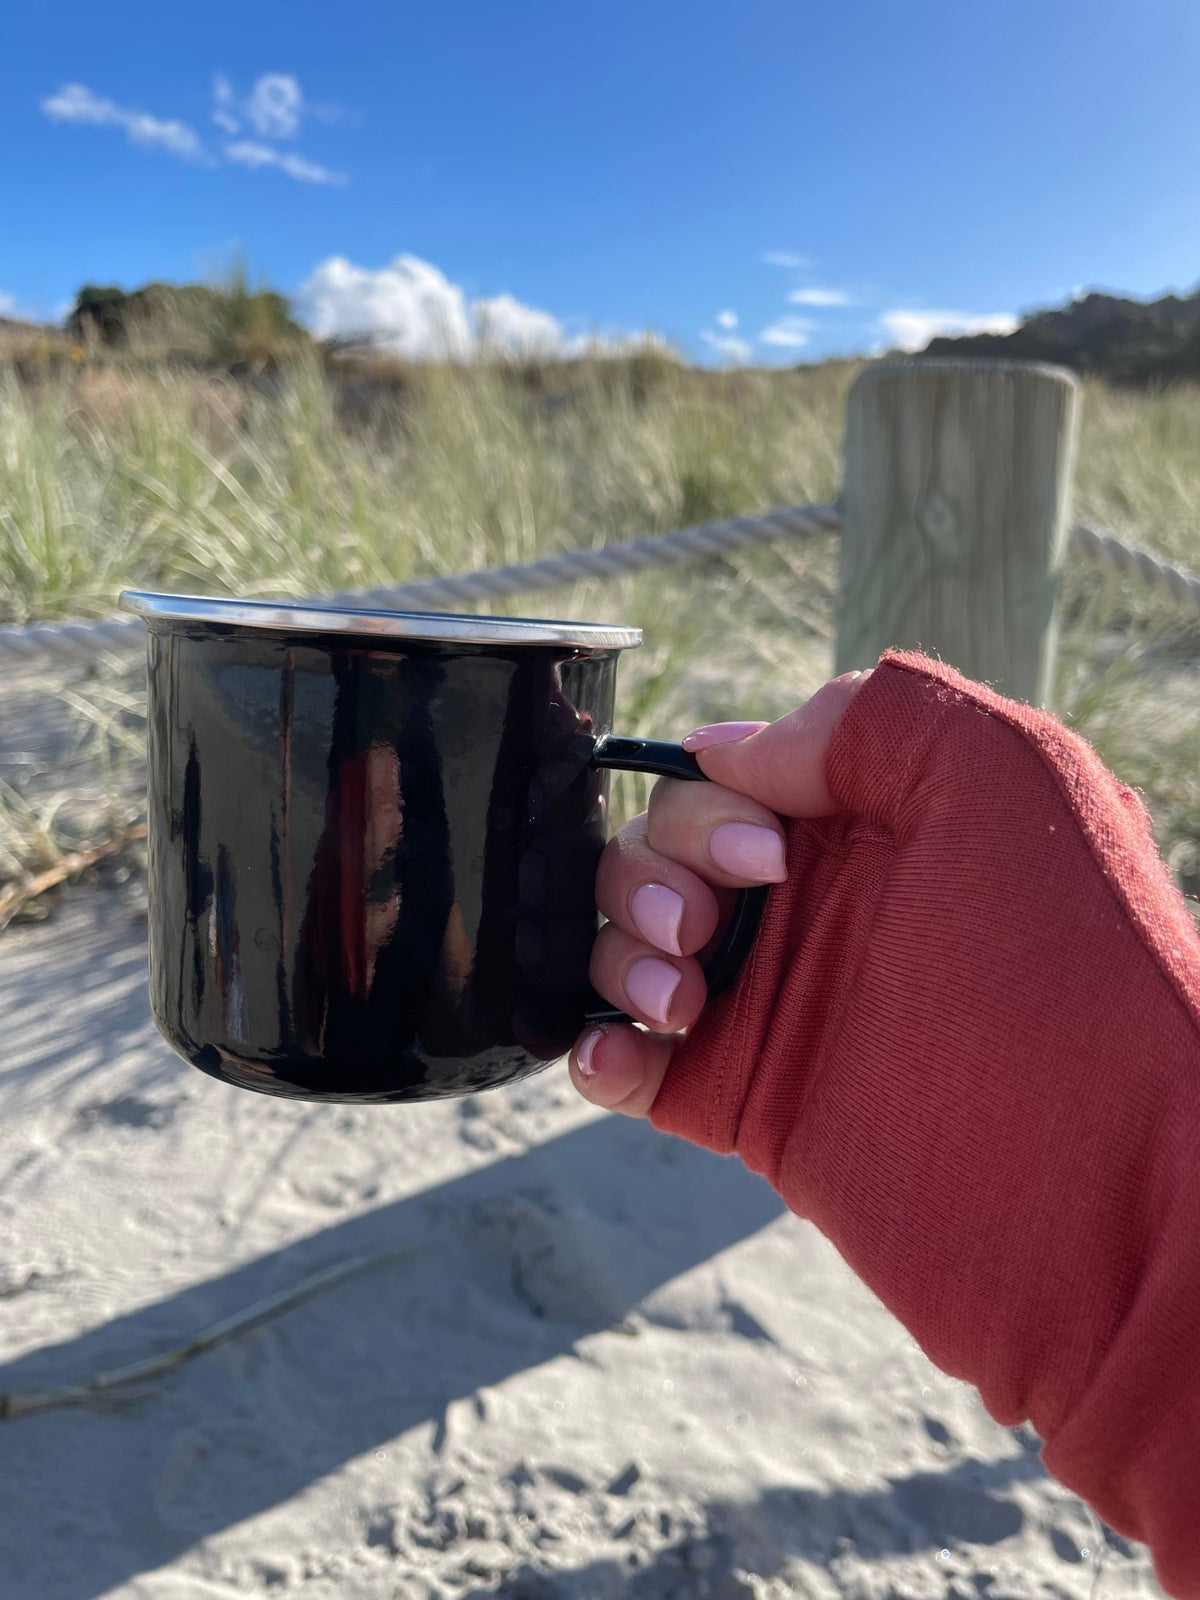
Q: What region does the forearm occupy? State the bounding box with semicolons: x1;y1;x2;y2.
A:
653;655;1200;1595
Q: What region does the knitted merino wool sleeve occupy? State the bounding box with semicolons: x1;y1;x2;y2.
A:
650;653;1200;1597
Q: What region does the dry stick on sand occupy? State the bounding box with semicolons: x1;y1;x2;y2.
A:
0;1248;419;1421
0;821;147;933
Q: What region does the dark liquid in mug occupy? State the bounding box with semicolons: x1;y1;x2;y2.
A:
146;627;619;1101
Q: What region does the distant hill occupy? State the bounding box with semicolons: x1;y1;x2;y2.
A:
66;280;310;368
923;287;1200;384
0;315;67;354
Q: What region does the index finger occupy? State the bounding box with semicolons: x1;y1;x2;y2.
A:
683;671;872;816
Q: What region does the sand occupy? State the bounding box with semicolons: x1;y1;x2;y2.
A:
0;875;1163;1600
0;657;1164;1600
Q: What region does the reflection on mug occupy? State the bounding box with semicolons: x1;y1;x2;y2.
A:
212;844;250;1045
294;654;455;1064
473;660;607;1062
179;735;213;1028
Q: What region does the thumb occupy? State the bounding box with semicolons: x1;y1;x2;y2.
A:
682;669;872;818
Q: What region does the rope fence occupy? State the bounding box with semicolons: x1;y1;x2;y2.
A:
0;499;1197;674
1068;522;1200;613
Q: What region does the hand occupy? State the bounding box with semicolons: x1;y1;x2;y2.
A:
569;670;871;1117
572;651;1200;1579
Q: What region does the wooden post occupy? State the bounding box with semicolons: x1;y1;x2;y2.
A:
835;359;1080;705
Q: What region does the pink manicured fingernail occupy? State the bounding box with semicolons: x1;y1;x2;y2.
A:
630;883;685;955
575;1027;605;1076
709;822;787;881
626;958;682;1024
681;721;769;752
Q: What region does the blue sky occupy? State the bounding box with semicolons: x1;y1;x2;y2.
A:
3;0;1199;364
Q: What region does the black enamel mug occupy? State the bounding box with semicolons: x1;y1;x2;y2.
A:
120;591;764;1103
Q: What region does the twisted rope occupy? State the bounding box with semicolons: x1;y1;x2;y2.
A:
0;613;145;669
330;501;843;610
3;502;1198;673
1067;522;1200;613
0;502;842;670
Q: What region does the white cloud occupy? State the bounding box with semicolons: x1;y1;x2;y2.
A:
42;76;347;184
212;74;240;133
299;253;625;360
715;309;738;330
300;255;472;357
0;291;15;317
760;316;813;349
224;140;344;185
213;73;307;138
700;329;752;364
309;100;360;129
216;75;346;182
41;83;204;160
880;308;1018;352
475;294;565;355
763;251;810;269
245;73;303;138
787;287;852;307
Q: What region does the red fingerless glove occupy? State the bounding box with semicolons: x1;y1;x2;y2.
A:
652;652;1200;1596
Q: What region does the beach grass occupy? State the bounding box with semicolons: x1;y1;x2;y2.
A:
1;353;1199;907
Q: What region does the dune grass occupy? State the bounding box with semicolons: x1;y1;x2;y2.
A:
0;354;848;620
1;354;1199;909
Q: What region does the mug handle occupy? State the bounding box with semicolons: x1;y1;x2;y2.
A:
584;734;769;1023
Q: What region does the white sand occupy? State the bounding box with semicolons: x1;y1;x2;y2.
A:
0;886;1160;1600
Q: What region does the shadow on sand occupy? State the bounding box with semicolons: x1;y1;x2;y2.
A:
0;897;1097;1600
0;1112;785;1599
465;1451;1058;1600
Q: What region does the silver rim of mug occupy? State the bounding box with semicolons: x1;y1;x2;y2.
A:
118;590;643;651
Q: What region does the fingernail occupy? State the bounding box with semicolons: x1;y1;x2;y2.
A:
681;721;769;752
626;957;682;1024
630;883;685;956
710;821;787;881
575;1027;606;1076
